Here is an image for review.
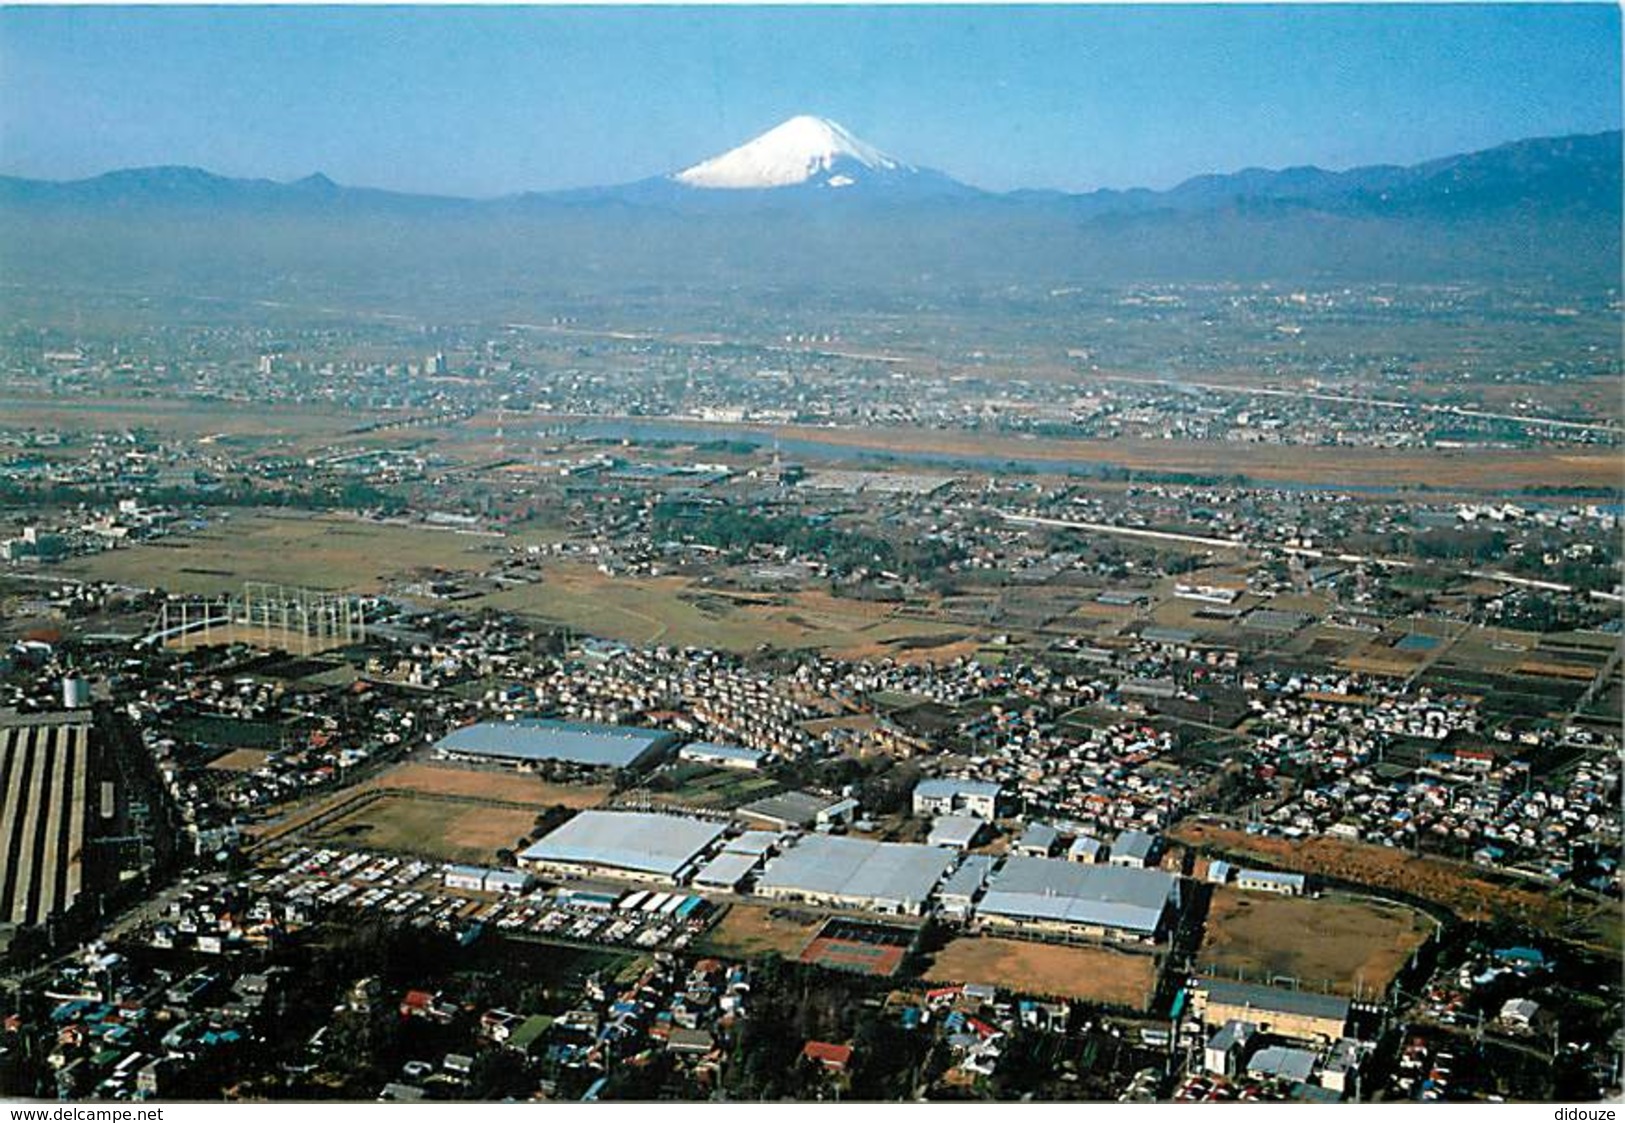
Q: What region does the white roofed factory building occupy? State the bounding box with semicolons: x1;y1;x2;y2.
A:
755;834;956;916
973;856;1182;945
517;810;725;884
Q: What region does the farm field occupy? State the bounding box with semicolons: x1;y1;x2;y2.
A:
741;423;1623;491
1197;887;1433;996
477;565;966;656
925;936;1159;1009
308;792;537;864
89;509;975;657
696;903;827;959
0;394;360;446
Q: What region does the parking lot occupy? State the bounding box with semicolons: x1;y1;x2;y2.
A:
254;846;720;952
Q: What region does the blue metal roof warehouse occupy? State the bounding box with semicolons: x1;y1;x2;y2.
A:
433;719;676;768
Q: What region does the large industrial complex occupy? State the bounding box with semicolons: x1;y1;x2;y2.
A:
508;801;1185;940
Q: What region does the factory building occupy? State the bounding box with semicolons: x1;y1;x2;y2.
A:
1067;835;1105;864
1108;829;1159;869
722;831;781;859
0;711;94;927
927;815;987;851
755;835;956;916
736;790;847;831
677;742;764;771
517;810;725;883
1014;822;1061;857
1189;979;1352;1044
912;778;1002;820
937;855;995;921
1204;1020;1258;1076
442;865;535;895
1234;869;1308;896
691;851;760;893
433;719;675;771
974;856;1181;944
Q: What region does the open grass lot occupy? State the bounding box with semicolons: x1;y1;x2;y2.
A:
695;903;827;959
1172;821;1623;954
246;761;606;849
639;765;780;811
1198;887;1433;996
64;511;503;595
925;936;1159;1009
308;792;537;864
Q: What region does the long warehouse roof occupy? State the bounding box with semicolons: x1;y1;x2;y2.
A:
435;719;674;767
1198;979;1352;1021
756;834;955;909
977;856;1179;935
518;810;724;877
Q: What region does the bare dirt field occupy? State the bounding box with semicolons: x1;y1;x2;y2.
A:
377;762;610;808
309;793;537;864
1339;651;1428;677
169;623;350;655
1198;887;1432;996
696;903;826;959
925;936;1159;1009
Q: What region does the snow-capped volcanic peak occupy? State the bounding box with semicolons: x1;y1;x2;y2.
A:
673;115;910;190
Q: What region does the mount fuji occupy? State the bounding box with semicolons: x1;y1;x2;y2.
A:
672;115;928;191
532;114;978;207
0;124;1617;294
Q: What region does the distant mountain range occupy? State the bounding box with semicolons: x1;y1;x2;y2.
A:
0;119;1617;302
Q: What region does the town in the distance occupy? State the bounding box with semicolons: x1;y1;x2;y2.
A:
0;88;1621;1106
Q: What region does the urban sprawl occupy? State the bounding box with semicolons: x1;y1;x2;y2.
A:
0;282;1620;1104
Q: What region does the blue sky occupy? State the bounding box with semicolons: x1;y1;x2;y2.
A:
0;5;1618;196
